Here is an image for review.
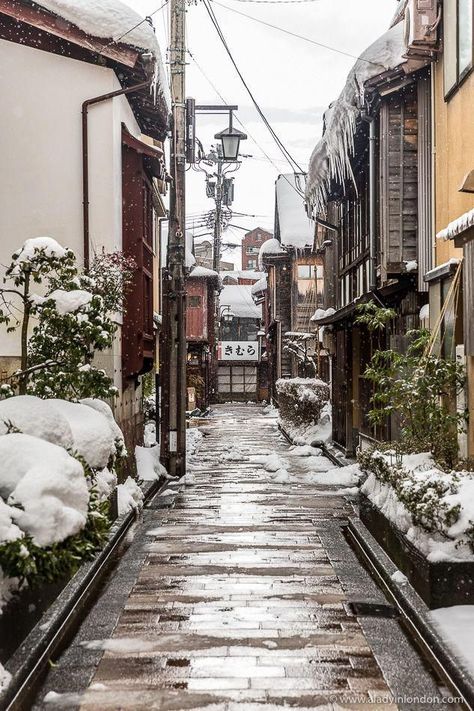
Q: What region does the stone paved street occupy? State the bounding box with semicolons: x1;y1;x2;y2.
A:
37;405;451;710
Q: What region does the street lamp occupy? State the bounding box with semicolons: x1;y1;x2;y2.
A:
219;304;234;322
214;125;247;162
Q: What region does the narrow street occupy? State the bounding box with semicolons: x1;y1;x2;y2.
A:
36;405;449;710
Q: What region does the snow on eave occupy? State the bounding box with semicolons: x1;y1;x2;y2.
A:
436;208;474;241
275;174;314;249
305;21;407;215
33;0;170;111
251;276;267;296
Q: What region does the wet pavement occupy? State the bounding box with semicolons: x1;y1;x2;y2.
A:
36;404;452;710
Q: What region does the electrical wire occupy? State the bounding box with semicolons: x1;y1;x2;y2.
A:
187;47;307;201
104;0;169;48
211;0;386;67
228;0;321;3
202;0;305;174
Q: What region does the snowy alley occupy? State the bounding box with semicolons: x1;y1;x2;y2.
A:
32;405;454;710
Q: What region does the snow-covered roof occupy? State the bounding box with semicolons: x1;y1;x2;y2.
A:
276;174;314;249
34;0;170;110
189;265;219;279
221;270;265;283
306;21;407;214
220;285;262;320
251;276;267;296
437;208;474;241
258;237;286;270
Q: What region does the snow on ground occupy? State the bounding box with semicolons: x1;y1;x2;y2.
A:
187;428;204;456
310;464;361;486
429;606;474;677
0;662;11;694
135;444;168;481
117;477;144;515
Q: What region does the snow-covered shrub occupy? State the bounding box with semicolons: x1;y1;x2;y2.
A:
276;377;330;427
359;448;474;558
0;238;135;401
355;303;467;469
0;396;128;600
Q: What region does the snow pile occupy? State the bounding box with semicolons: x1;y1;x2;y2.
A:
436;207;474;241
280;401;332;446
50;399;119;470
35;0;170;109
311;464;361;486
0;433;89;547
11;237;68;266
0;395;73;448
219;285;262;320
117;477;144;515
429;606;474;677
0;662;11;694
258;238;286;269
187;428;204;456
360;450;474;561
419;304;430;321
311;307;335;322
306;21;407;213
135;444;167;481
275;174;314;249
404;260;418;273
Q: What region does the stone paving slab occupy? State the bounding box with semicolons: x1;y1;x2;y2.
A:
36;404;454;710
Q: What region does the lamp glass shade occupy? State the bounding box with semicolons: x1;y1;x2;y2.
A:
214;126;247;162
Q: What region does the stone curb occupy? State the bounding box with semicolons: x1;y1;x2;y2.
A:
1;477;165;711
347;516;474;711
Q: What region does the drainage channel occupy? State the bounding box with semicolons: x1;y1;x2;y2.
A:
344;519;474;711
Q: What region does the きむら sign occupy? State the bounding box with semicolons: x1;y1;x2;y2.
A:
218;341;259;361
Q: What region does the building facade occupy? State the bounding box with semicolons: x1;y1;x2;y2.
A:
0;0;169;455
242;228;273;270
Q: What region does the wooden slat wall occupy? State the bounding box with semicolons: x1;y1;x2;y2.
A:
379;86;419;278
417;74;433;292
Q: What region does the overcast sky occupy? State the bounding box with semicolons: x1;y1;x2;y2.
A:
125;0;398;265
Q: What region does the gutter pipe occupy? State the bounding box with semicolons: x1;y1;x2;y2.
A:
82;80;151;268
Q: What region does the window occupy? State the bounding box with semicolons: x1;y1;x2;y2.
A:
246;246;259;254
247;259;256;269
189;295;202;308
444;0;473;96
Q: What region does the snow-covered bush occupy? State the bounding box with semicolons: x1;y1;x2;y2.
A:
359;448;474;559
0;396;127;602
0;238;135;401
276;377;330;427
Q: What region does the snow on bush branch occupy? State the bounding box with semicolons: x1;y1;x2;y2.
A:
0;238;135;399
276;377;330;427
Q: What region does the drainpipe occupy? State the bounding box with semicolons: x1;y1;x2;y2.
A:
362;114;377;291
82;80;151;268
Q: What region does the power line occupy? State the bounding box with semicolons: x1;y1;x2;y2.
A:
187;48;307;201
211;0;386;67
104;0;169;48
202;0;305;174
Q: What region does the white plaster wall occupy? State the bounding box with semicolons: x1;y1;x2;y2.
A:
0;39;141;358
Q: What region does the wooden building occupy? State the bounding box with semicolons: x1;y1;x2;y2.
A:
185;266;220;411
305;8;433;454
0;0;170;456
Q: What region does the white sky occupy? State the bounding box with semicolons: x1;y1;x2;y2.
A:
125;0;398;265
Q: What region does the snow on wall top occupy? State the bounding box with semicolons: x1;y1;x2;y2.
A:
437;208;474;241
220;285;262;320
189;265;219;279
306;21;407;214
35;0;170;109
276;174;314;249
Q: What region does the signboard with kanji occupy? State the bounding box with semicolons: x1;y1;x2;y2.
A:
218;341;259;362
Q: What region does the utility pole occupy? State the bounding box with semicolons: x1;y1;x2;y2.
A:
161;0;187;477
212;150;224;272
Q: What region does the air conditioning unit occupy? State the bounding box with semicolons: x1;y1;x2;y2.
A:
404;0;438;56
